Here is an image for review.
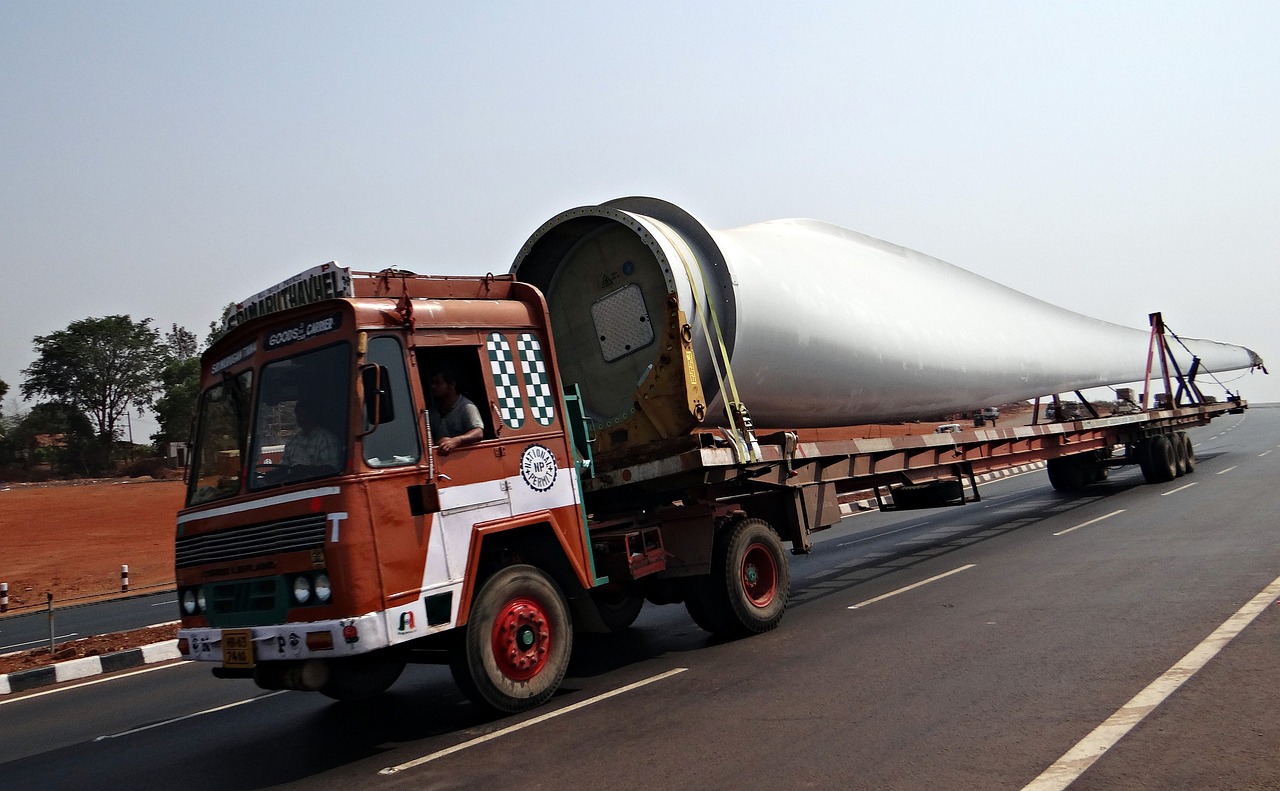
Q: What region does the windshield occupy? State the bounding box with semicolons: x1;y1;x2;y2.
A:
249;343;351;490
188;370;254;506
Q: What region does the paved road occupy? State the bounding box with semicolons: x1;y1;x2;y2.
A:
0;590;177;654
2;407;1277;790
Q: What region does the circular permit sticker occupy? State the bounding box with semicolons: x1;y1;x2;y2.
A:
519;444;558;492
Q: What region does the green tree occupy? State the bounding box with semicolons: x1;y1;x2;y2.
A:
21;315;166;471
206;302;236;347
152;324;201;447
165;323;199;360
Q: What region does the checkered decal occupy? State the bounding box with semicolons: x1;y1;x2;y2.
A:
517;333;556;426
486;333;526;429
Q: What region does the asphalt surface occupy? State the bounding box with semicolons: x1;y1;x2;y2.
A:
2;407;1277;790
0;590;177;654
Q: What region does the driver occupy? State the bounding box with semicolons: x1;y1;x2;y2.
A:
280;399;341;469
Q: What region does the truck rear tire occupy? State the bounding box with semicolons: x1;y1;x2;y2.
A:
449;564;572;714
1178;432;1196;474
685;519;789;637
590;590;644;632
1172;431;1189;476
1141;436;1177;484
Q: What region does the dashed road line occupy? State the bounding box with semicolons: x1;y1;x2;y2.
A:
1260;450;1273;457
1160;482;1199;496
1053;510;1125;537
379;668;688;775
95;691;287;740
847;564;976;610
1216;466;1238;475
1022;573;1280;791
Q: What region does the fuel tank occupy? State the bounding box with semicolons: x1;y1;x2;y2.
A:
512;197;1263;451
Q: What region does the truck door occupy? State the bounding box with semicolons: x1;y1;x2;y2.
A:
414;342;512;610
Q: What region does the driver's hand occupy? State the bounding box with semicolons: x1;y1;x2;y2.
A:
438;436;457;455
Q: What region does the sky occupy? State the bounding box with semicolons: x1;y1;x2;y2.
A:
2;2;1276;441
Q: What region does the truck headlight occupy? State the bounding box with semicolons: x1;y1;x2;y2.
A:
314;574;332;603
292;576;312;604
182;589;198;615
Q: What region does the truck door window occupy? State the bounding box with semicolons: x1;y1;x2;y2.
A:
362;336;421;468
416;346;495;443
249;343;350;489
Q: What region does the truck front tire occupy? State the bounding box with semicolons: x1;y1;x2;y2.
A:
450;564;572;714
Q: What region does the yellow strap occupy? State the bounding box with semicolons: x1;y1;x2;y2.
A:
672;239;758;461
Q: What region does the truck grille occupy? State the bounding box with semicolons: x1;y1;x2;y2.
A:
209;578;279;614
176;514;328;568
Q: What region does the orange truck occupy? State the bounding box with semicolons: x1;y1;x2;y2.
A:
175;263;1244;712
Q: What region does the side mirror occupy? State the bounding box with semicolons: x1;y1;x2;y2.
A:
360;364;395;429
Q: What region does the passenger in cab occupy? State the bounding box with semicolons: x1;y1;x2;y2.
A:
429;370;484;454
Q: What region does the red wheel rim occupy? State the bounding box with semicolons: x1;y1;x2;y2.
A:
741;543;778;607
491;596;552;681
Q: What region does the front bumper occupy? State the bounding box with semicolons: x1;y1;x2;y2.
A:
179;611;389;663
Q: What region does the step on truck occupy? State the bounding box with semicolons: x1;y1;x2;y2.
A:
175;264;1250;712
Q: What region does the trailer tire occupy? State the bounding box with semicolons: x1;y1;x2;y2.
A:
1178;432;1196;474
319;647;407;701
1048;457;1088;491
1144;435;1177;483
686;519;790;637
1172;431;1189;477
1136;441;1156;482
449;564;572;714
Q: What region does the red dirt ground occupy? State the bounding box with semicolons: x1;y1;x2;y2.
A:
0;479;185;676
0;479;184;610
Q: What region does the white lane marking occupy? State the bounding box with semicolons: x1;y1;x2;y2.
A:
1022;573;1280;791
847;564;976;610
1053;510;1125;537
379;668;688;775
0;633;78;653
1260;450;1273;457
1160;482;1199;496
1216;466;1238;475
150;599;177;607
0;661;184;706
835;521;931;547
145;620;180;629
95;690;288;740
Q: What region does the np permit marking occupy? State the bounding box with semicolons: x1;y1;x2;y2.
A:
519;444;557;492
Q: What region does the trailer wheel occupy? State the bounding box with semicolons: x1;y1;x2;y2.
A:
449;564;572;713
319;647;408;701
685;519;790;637
1048;457;1088;491
1179;432;1196;474
1142;436;1177;484
1172;431;1189;477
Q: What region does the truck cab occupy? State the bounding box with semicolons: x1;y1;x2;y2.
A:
176;266;597;710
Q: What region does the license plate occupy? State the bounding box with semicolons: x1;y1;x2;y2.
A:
222;629;255;668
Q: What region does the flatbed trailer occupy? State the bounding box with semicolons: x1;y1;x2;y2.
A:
575;400;1237;601
174;267;1250;713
